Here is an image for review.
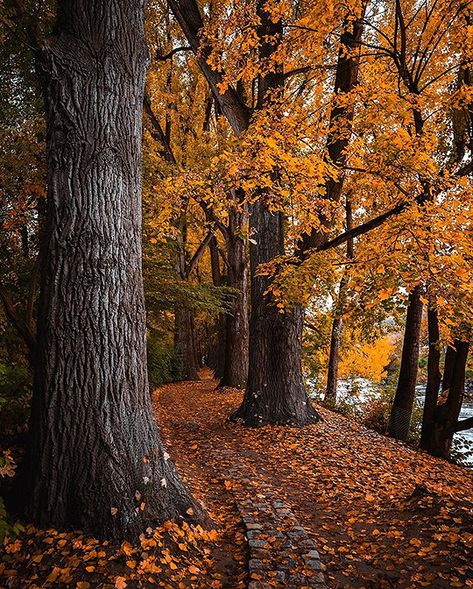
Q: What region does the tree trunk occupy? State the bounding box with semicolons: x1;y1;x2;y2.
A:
388;286;423;440
420;306;442;450
325;198;354;403
231;201;318;425
442;344;456;394
310;16;364;403
230;1;318;425
206;236;226;379
174;306;200;380
428;341;469;457
219;208;249;390
23;0;200;540
325;279;346;403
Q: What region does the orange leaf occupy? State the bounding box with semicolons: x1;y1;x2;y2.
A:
115;577;127;589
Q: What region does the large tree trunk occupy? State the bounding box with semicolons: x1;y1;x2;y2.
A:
231;201;318;425
388;286;423;440
23;0;199;540
219;208;249;390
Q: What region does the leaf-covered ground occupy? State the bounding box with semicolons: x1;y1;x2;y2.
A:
1;371;472;588
156;373;473;589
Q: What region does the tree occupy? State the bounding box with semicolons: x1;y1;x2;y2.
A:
22;0;200;539
169;0;320;425
143;29;250;388
421;336;471;457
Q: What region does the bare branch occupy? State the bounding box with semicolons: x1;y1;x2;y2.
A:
156;45;192;61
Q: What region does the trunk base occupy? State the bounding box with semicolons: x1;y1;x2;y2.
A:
230;390;319;427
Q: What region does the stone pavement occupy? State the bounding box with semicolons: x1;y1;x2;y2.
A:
222;457;326;589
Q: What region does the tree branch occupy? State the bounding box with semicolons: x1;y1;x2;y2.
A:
453;416;473;432
167;0;251;136
316;201;407;254
143;93;178;165
186;231;214;277
156;45;192;61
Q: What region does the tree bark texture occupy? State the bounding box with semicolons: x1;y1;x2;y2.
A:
231;201;318;425
388;286;423;440
24;0;200;539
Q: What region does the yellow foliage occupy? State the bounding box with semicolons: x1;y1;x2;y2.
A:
339;336;395;383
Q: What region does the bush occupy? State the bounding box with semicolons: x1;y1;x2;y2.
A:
362;396;391;432
0;450;23;542
147;331;182;388
0;361;32;442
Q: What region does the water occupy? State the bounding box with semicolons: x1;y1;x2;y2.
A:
313;378;473;466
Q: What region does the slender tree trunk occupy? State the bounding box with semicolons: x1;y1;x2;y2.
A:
206;236;226;379
325;277;346;402
388;286;424;440
23;0;200;539
420;306;442;449
219;208;249;390
428;341;469;457
442;344;456;393
174;307;200;380
325;198;354;403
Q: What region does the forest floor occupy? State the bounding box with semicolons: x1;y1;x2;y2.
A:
1;371;472;589
155;371;473;589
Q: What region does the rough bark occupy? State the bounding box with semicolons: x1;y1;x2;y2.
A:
231;198;318;425
420;306;442;450
23;0;200;540
219;208;249;390
388;286;424;440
